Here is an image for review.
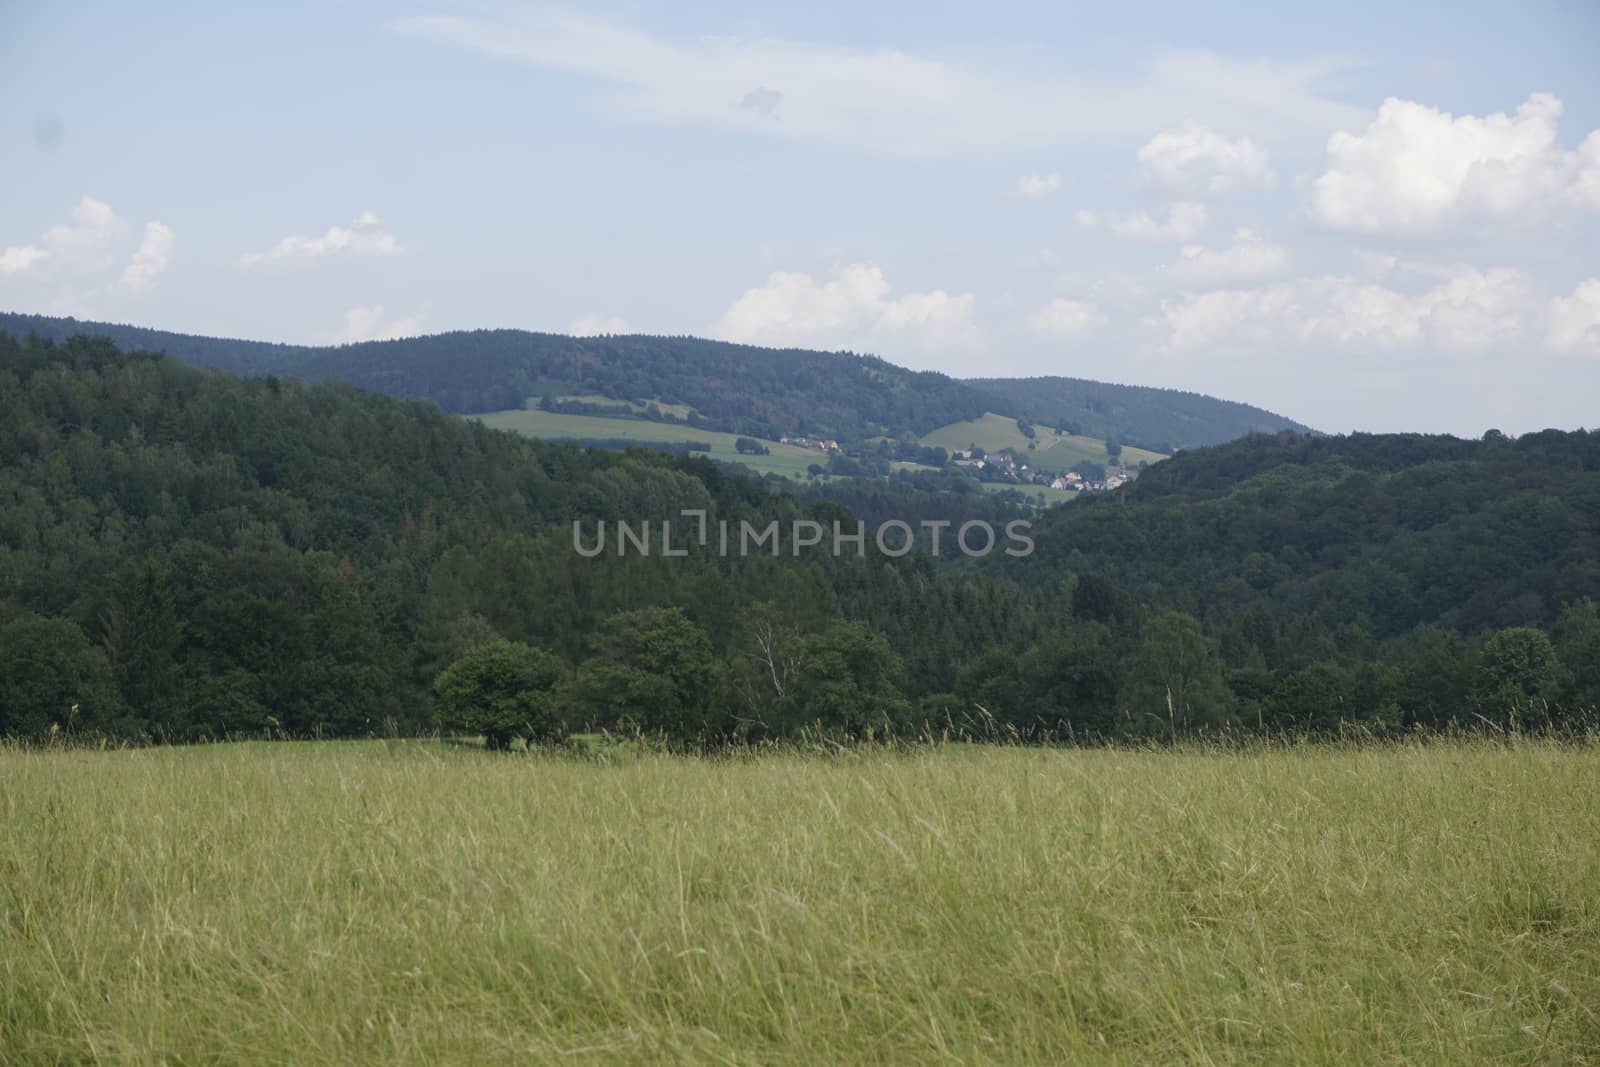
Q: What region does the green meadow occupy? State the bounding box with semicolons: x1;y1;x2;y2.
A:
3;740;1596;1064
919;412;1168;470
473;407;827;478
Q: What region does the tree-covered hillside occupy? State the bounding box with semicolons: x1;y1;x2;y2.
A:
1024;429;1600;638
0;312;1307;451
1;333;1595;745
967;375;1313;452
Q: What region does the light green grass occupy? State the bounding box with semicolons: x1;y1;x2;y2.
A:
921;412;1167;471
473;408;825;478
3;740;1597;1064
556;395;699;420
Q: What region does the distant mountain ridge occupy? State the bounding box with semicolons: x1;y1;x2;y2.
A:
0;312;1311;451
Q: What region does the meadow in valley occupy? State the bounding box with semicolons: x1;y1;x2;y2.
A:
2;738;1597;1064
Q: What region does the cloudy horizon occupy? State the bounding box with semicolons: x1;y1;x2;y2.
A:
2;1;1598;435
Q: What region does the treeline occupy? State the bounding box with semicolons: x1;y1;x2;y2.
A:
1;334;1596;746
0;315;995;444
0;313;1307;451
968;375;1312;453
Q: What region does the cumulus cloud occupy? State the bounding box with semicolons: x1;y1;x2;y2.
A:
1310;93;1600;233
1098;201;1208;241
569;314;631;336
1547;279;1600;355
392;11;1368;157
120;222;174;292
40;195;124;272
1157;266;1538;355
1016;172;1063;199
1026;298;1105;337
1169;228;1288;286
1137;122;1273;194
240;211;404;266
1;195;172;316
0;244;48;275
335;305;424;344
711;263;980;356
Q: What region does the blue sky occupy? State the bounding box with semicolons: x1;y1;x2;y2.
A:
2;0;1598;433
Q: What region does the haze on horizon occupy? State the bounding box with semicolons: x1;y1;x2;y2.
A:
2;0;1598;436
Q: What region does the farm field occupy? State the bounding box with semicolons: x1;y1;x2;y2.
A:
920;411;1168;470
553;394;700;420
3;740;1597;1064
473;407;826;478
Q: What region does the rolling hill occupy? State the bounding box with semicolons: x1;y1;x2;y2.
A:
920;412;1168;470
968;375;1315;452
0;313;1310;454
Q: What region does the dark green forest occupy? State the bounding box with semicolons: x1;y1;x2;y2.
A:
1;333;1596;745
969;375;1315;452
0;313;1307;452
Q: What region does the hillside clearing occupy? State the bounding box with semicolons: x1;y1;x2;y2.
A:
920;411;1168;470
473;407;825;478
3;740;1596;1064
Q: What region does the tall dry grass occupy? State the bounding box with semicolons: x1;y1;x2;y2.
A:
2;738;1597;1063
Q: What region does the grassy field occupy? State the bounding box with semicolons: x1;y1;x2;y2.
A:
554;395;699;421
3;740;1597;1064
473;408;825;479
921;412;1168;471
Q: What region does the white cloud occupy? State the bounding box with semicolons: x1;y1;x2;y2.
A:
1104;201;1209;241
1026;298;1105;337
1157;266;1538;355
1137;122;1273;194
711;263;980;356
569;314;631;336
240;212;404;266
1547;279;1600;355
1;196;170;315
392;11;1368;157
335;305;424;344
0;245;48;275
40;195;124;272
120;222;174;292
1169;228;1288;286
1016;172;1063;199
1310;93;1600;233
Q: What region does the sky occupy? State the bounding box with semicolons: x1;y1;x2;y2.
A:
2;1;1598;435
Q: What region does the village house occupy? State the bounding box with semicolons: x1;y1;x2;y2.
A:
779;435;843;453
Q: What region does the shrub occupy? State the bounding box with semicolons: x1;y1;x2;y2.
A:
434;640;565;749
0;614;122;738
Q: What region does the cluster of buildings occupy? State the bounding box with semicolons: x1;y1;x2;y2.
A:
952;450;1025;478
779;435;842;453
1048;471;1129;493
952;449;1130;493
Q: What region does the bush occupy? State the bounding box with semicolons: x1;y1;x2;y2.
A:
434;640;565;749
0;614;122;738
572;608;722;741
775;621;911;737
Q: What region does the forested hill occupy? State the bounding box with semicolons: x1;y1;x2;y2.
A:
967;376;1314;452
1020;428;1600;639
4;333;1596;746
0;312;1307;451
